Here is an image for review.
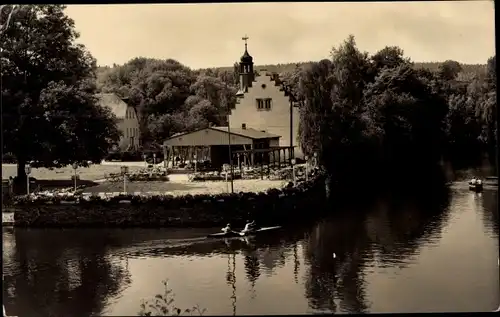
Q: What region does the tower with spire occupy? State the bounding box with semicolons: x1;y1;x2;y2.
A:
238;35;254;94
229;35;303;159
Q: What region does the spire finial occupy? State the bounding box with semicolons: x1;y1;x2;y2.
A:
242;34;249;51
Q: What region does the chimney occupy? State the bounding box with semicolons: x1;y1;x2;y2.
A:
241;123;246;130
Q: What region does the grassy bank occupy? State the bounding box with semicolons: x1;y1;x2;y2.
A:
9;176;325;228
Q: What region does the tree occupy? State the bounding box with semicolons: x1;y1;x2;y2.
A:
298;59;335;158
364;65;449;167
299;36;453;189
299;36;378;183
370;46;412;80
279;64;303;97
97;57;202;145
486;55;496;88
438;60;463;81
190;75;236;123
1;5;120;181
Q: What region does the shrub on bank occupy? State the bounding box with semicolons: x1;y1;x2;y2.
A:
128;173;170;182
188;172;242;182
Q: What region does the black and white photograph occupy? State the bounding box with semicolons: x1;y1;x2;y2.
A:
1;2;498;316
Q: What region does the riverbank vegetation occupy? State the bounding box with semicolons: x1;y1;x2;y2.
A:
2;5;496;191
138;280;206;316
297;36;497;188
9;177;325;228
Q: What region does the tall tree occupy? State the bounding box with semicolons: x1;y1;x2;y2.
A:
364;65;449;167
438;60;463;81
299;36;378;183
1;5;120;181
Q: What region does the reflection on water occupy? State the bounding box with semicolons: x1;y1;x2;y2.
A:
3;186;499;315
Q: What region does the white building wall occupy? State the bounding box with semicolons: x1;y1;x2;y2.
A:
229;74;303;158
118;106;140;151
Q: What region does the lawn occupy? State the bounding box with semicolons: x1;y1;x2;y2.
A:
2;163;287;195
2;163;145;181
83;179;286;196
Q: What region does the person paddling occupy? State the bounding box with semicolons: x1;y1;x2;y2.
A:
221;223;232;233
242;220;256;233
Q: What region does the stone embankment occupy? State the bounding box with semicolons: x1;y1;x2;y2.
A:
9;176;326;228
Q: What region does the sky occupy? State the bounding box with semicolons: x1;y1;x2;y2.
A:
64;1;495;69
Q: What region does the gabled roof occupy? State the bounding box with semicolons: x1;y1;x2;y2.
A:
211;126;280;140
96;93;130;119
165;126;281;142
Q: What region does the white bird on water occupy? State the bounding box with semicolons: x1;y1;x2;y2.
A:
333;253;336;259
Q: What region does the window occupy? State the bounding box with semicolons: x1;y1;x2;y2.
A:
264;98;272;110
256;98;264;110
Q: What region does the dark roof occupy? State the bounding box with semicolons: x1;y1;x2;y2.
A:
96;93;130;119
240;48;253;63
211;126;280;139
165;126;280;142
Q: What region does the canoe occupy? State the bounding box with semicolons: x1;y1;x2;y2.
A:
239;226;282;237
207;226;282;238
206;231;241;238
469;183;483;192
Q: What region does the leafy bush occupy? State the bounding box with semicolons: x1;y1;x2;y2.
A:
2;152;17;163
122;150;144;162
188;171;242;182
106;151;122;161
138;280;206;316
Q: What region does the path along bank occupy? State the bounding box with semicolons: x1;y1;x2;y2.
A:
5;175;327;228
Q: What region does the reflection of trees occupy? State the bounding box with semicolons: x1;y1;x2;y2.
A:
303;185;451;313
240;241;260;299
303;211;369;314
3;229;131;317
368;188;451;264
256;244;291;276
225;252;237;316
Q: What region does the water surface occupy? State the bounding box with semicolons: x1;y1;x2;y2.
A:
3;183;498;315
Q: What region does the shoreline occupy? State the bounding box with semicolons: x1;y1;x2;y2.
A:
5;176;326;228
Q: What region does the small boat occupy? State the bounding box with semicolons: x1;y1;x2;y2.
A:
239;226;282;237
469;179;483;192
207;226;282;238
206;230;241;238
